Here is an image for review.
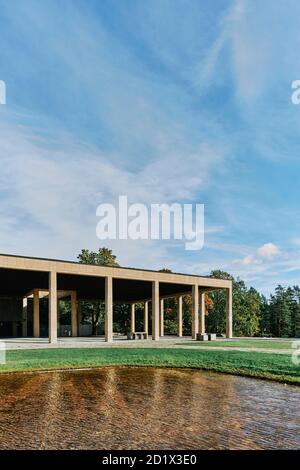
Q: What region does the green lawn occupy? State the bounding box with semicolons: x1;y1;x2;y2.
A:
178;339;298;350
0;347;299;385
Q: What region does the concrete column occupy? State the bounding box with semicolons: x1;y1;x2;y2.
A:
144;301;149;335
33;289;40;338
49;271;57;344
22;297;27;337
191;285;199;339
152;280;160;341
160;298;164;337
105;276;113;342
71;291;78;337
226;287;233;338
57;299;61;336
177;296;183;337
131;303;135;334
77;301;82;336
199;292;206;335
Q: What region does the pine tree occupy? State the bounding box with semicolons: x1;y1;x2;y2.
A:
290;286;300;337
271;286;292;338
260;295;271;336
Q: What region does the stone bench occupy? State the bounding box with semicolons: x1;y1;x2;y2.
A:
208;333;216;341
196;333;217;341
127;332;148;340
196;333;208;341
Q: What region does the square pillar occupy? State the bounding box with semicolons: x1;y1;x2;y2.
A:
57;299;60;336
105;276;113;342
77;301;82;336
160;298;164;337
144;301;149;335
131;303;135;334
22;297;28;337
71;291;78;337
177;296;183;337
152;280;160;341
49;271;57;344
226;287;233;338
192;285;199;339
33;289;40;338
199;292;205;335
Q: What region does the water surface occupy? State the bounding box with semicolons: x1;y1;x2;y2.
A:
0;367;299;449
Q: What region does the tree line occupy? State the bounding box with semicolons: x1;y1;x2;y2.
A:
58;248;300;338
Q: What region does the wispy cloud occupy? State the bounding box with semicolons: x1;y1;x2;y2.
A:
234;243;280;266
0;0;300;296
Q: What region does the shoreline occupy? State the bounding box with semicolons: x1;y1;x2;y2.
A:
0;347;299;385
0;363;299;386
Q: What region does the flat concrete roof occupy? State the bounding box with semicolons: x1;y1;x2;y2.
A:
0;253;231;302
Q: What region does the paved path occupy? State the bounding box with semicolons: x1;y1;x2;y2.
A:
0;336;293;354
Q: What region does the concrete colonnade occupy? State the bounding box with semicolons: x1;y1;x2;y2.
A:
22;275;79;344
44;273;233;344
0;254;233;343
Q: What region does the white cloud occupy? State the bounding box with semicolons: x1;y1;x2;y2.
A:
0;115;223;265
234;242;280;266
238;255;256;266
1;0;300;298
256;243;280;259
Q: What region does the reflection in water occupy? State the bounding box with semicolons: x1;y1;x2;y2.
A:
0;367;299;449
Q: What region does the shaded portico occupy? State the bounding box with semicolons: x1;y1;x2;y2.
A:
0;254;232;343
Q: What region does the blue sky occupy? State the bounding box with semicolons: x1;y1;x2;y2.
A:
0;0;300;296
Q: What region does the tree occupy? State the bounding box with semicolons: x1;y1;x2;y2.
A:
291;286;300;337
268;286;292;337
260;295;271;336
234;286;262;337
77;247;119;335
206;270;262;337
77;248;119;267
73;254;300;338
206;271;233;335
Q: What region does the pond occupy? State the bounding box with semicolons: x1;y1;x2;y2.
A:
0;367;299;449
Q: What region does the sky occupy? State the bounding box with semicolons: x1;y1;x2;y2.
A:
0;0;300;296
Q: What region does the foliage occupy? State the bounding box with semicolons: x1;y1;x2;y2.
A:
74;248;300;338
262;285;300;338
77;247;119;335
77;248;119;266
206;271;262;337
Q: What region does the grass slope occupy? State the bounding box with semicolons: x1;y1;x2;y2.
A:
0;347;299;385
